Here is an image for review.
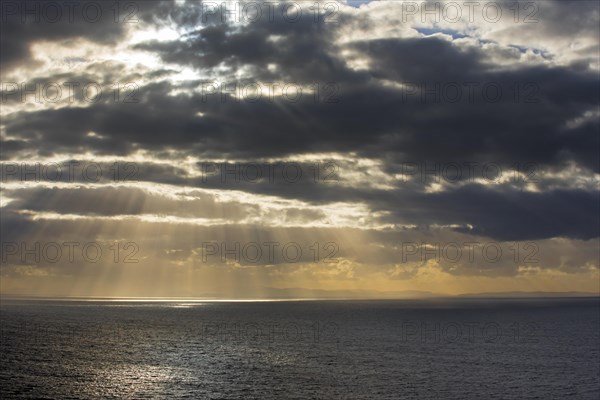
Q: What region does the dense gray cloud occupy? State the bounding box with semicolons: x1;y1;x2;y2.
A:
3;61;598;168
1;0;598;290
1;0;127;70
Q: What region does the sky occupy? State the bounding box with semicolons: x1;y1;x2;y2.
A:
0;0;599;298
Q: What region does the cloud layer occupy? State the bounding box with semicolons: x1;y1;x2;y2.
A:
1;0;599;297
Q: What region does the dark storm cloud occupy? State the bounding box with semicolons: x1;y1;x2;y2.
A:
371;185;600;241
2;168;598;241
3;50;598;170
0;0;186;71
3;2;598;170
1;0;598;246
1;0;122;70
0;209;36;240
134;4;361;83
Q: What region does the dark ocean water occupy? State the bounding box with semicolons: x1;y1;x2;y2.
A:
0;298;598;399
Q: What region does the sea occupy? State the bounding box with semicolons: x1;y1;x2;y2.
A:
0;297;598;399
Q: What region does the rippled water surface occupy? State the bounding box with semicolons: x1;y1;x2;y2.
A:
1;298;598;399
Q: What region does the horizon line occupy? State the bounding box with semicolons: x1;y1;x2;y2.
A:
1;292;598;302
